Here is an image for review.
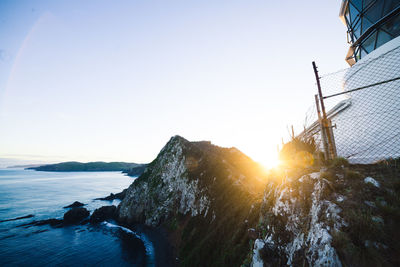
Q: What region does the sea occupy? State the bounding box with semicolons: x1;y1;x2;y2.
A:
0;168;172;266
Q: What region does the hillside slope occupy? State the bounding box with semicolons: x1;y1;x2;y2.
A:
118;135;267;266
251;162;400;266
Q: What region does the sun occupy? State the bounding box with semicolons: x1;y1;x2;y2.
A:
258;153;281;171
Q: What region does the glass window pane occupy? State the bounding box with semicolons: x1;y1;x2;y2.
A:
353;20;361;39
361;17;373;33
364;0;384;24
376;29;393;48
350;0;363;11
360;47;367;58
349;3;360;23
381;14;400;38
364;0;375;9
362;31;377;53
383;0;400;17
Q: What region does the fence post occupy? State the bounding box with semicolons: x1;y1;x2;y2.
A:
314;94;329;161
312;61;337;160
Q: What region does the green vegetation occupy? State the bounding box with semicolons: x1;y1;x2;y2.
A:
258;145;400;266
344;169;362;180
329;157;349;169
320;170;336;182
330;163;400;266
175;143;265;267
121;135;400;266
279;135;318;169
117;136;268;267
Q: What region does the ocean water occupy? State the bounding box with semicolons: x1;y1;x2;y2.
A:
0;169;164;266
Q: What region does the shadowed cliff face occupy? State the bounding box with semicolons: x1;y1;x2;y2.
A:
118;135;267;266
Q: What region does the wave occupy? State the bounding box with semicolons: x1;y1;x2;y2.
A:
102;221;155;266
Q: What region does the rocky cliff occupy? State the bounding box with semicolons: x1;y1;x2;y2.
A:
118;135;267;266
251;171;344;266
117;136;400;266
251;162;400;266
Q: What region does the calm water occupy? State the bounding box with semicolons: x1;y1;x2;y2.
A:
0;169;155;266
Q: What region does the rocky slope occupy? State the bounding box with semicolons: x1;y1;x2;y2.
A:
251;171;344;266
118;135;267;266
117;135;400;266
251;161;400;266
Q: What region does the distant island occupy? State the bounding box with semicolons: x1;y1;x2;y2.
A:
27;161;147;173
7;164;43;169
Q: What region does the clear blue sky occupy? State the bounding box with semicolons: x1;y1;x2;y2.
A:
0;0;349;166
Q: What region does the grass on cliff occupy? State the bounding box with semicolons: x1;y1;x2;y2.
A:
327;160;400;266
175;193;262;267
265;142;400;267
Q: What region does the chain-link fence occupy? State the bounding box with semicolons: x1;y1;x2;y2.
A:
301;45;400;164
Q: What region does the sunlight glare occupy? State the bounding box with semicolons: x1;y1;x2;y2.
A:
258;152;281;171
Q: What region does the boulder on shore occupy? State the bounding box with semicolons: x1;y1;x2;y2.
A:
63;207;90;224
63;201;85;208
90;205;117;223
95;190;126;201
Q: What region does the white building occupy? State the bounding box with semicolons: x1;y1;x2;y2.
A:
307;0;400;163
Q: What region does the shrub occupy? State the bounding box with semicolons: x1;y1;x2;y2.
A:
379;204;400;221
345;170;362;180
320;171;335;182
332;228;386;266
279;136;318;169
241;255;251;267
331;230;352;253
376;157;400;168
345;209;383;245
330;157;349;169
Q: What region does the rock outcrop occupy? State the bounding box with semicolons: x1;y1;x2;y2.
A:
90;205;117;223
117;136;400;266
63;201;85;208
63;207;90;224
252;172;344;266
251;162;400;267
95;190;127;201
118;135;267;266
